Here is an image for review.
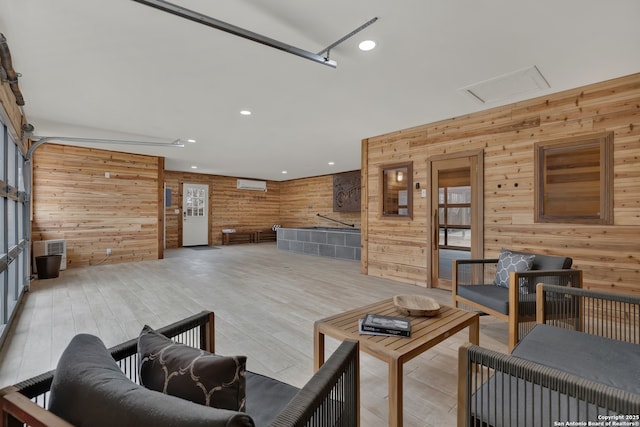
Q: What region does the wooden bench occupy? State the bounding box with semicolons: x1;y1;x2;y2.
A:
255;229;277;243
221;230;255;245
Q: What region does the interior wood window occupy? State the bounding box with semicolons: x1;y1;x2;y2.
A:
535;132;613;224
381;162;412;218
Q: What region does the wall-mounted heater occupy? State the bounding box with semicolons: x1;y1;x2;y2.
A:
33;239;67;271
237;179;267;191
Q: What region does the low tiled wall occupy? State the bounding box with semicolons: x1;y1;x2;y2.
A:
276;227;361;261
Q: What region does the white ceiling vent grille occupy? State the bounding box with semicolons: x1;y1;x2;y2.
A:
237;179;267;191
460;65;550;104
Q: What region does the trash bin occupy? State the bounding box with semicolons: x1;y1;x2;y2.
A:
35;254;62;279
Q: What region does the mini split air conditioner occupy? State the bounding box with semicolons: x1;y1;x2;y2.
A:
33;239;67;272
237;179;267;191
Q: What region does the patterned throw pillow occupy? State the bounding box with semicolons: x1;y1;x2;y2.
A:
138;325;247;411
493;248;535;290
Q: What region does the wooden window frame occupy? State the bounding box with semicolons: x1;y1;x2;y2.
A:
534;131;613;225
438;182;471;251
380;162;413;219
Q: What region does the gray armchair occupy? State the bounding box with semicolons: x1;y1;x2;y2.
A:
452;250;582;350
457;284;640;427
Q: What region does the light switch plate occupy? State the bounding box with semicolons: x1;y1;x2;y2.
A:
421;189;427;198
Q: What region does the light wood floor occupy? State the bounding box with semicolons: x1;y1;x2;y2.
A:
0;244;508;426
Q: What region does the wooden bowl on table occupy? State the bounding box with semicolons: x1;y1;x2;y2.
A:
393;294;440;317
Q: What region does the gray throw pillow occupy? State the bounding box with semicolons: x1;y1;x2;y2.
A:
493;248;535;290
138;325;247;412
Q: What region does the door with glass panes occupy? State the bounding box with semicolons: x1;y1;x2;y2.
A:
182;183;209;246
429;153;483;289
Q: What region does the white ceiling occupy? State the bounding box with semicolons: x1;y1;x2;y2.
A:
2;0;639;181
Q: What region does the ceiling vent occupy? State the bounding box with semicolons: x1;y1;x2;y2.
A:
460;65;550;104
237;179;267;191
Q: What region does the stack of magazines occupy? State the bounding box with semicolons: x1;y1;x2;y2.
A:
359;313;411;337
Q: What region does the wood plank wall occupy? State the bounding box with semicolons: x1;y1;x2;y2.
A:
164;172;360;247
164;172;281;247
362;72;640;295
31;144;163;268
31;160;356;265
279;174;361;229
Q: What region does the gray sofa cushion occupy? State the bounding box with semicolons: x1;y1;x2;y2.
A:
49;334;255;427
138;325;247;411
245;371;299;427
511;324;640;394
511;250;572;270
457;284;537;315
458;285;510;314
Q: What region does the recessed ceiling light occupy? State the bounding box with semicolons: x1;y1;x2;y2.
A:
191;165;198;169
240;110;252;116
187;139;196;143
281;170;287;174
328;161;335;166
358;40;376;51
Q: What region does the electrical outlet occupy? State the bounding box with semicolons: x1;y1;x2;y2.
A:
106;248;112;256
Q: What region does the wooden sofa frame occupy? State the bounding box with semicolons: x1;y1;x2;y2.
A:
0;311;360;427
452;257;582;350
457;284;640;427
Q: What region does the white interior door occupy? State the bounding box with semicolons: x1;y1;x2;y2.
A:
182;183;209;246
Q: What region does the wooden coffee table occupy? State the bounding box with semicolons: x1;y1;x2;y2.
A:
314;298;479;427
